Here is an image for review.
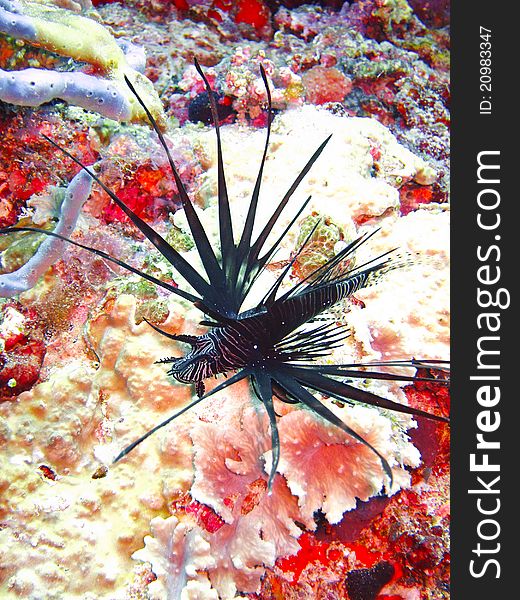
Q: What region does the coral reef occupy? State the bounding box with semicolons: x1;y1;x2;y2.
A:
0;301;46;399
1;107;448;598
0;1;450;598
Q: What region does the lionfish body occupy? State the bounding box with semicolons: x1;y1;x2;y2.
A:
0;61;449;489
163;265;381;391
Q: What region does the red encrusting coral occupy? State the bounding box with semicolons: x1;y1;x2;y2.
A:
125;0;273;32
404;368;450;479
185;499;226;533
0;303;46;401
277;532;331;583
99;163;176;225
265;527;406;596
205;0;272;30
399;181;447;215
0;112;98;227
270;492;448;596
234;0;270;29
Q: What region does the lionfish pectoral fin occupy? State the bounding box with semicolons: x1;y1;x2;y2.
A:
113;393;207;463
308;360;450;382
0;226;202;305
278;230;387;302
272;368;394;490
197;368;252;401
41;135;217;301
252;369;280;493
290;365;449;423
272;381;299;404
196;380;205;397
114;369;251;463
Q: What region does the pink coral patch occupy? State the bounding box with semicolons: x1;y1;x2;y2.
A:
302;66;353;105
274;408;394;524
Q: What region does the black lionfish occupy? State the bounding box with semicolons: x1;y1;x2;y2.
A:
1;61;449;489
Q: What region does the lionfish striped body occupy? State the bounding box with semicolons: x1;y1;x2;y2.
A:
161;260;382;392
0;60;449;489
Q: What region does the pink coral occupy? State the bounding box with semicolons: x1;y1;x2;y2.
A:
272;405;418;524
302;65;353;105
187;388;303;594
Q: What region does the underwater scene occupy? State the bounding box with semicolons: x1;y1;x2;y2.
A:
0;0;450;598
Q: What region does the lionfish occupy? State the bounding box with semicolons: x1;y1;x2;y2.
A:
1;61;449;489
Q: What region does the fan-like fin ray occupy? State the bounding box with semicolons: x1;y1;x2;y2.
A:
278;323;350;352
238;194;314;306
113;367;251;463
142;318;200;346
235;65;273;276
123;75;226;294
0;226;200;304
285;364;449;423
321;359;450;370
260;216;323;307
295;362;450;383
247;135;332;277
194;59;235;279
251;369;280;491
280;230;382;301
113;394;205;463
41;135;221;309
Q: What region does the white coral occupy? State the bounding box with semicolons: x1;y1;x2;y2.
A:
133;516;217;600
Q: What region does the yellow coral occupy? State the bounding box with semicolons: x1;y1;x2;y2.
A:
11;0;165;126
